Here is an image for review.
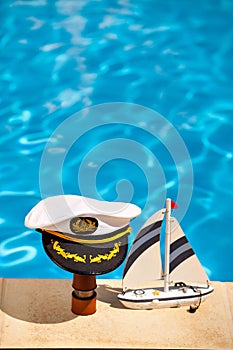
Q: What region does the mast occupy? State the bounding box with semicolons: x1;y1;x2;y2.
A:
164;198;171;293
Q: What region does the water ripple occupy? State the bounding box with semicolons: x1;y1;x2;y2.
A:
0;231;37;267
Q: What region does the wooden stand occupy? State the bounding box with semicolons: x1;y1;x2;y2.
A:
71;274;97;316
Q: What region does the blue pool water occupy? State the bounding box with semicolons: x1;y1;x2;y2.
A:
0;0;233;281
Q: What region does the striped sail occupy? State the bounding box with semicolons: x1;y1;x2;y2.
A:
169;218;209;284
122;209;165;291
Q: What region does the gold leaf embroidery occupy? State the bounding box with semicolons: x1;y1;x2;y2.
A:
52;240;86;263
89;243;120;264
52;240;121;265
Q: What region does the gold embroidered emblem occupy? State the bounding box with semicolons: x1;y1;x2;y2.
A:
70;217;97;233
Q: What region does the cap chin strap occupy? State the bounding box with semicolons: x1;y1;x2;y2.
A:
37;225;132;244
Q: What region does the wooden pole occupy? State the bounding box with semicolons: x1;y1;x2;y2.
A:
71;274;97;315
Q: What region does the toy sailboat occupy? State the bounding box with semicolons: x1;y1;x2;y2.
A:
118;199;214;311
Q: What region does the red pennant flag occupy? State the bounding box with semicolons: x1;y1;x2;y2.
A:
171;200;178;209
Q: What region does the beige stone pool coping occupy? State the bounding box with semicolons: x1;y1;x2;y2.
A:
0;279;232;349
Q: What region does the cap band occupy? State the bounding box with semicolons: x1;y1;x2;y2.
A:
38;225;132;244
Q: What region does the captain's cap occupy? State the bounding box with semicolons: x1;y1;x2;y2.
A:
25;195;141;244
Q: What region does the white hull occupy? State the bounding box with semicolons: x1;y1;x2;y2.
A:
118;285;214;310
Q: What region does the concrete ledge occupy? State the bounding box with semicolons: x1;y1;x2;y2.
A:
0;279;232;349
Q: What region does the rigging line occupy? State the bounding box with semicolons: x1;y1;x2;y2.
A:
188;285;202;313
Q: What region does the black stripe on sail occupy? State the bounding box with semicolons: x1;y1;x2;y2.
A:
123;233;160;278
170;236;188;253
170;235;195;273
170;248;194;273
134;220;163;244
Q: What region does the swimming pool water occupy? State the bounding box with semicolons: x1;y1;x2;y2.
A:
0;0;233;281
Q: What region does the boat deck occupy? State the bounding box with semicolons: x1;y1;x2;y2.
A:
0;279;232;349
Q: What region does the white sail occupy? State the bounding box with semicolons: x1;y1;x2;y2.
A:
122;209;165;291
169;218;209;285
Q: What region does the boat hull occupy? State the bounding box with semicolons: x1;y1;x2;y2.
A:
118;285;214;310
